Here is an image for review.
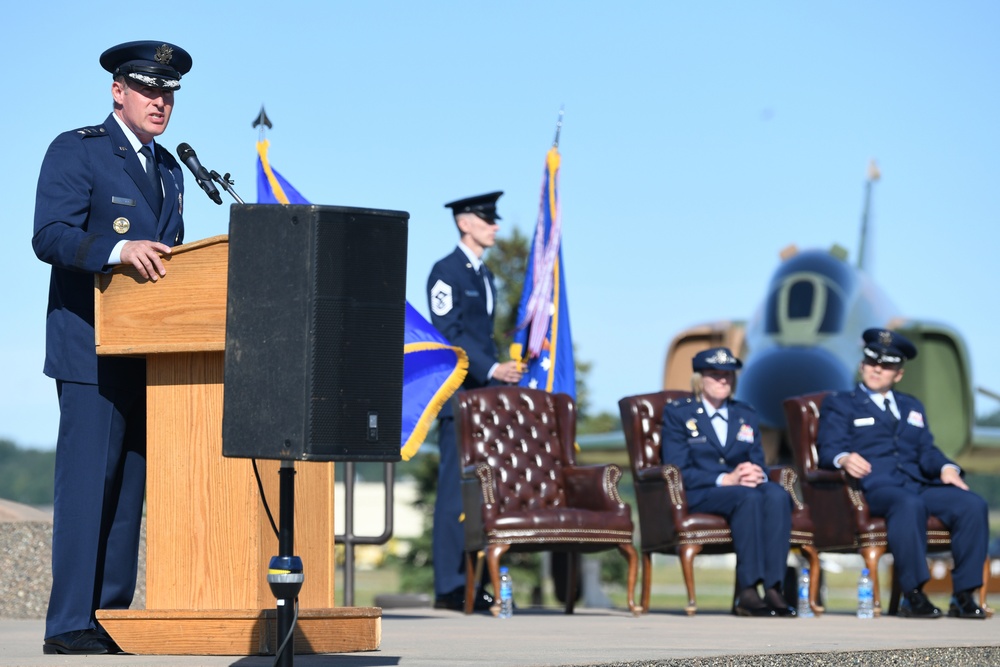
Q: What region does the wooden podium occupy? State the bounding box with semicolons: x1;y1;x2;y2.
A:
93;236;381;655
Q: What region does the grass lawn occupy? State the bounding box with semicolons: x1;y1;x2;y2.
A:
338;552;1000;615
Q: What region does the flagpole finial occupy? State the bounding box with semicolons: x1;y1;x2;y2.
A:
253;105;272;141
552;106;564;148
867;158;880;182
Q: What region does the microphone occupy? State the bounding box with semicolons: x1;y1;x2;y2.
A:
176;142;223;205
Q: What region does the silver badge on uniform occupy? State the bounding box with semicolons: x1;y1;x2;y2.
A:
112;217;130;234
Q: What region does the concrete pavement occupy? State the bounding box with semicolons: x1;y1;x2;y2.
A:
2;606;998;667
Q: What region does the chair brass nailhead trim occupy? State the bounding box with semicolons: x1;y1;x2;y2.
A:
846;486;867;510
606;465;624;504
790;530;814;545
489;528;633;537
679;536;732;546
663;466;685;507
679;529;731;543
475;464;495;505
927;531;951;546
778;467;806;511
487;536;631;545
487;528;632;543
859;530;888;547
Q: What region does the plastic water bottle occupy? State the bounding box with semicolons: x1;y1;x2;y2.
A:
797;567;814;618
857;567;874;619
498;567;513;618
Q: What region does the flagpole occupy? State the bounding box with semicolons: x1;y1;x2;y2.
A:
552;106;564;148
857;159;880;271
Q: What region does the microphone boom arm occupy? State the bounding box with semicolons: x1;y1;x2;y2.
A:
210;170;244;204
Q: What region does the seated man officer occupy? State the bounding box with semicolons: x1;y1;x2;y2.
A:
817;328;989;619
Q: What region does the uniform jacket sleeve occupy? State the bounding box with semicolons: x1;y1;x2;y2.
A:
816;392;854;470
32;130;121;273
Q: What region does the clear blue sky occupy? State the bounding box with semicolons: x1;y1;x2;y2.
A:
3;1;999;450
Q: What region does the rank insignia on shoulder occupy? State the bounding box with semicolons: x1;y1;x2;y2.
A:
112;217;130;234
430;279;453;316
75;126;107;137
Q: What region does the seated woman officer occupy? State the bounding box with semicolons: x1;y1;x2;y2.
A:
661;347;795;617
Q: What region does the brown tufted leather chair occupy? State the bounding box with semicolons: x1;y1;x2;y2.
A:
456;386;640;615
783;391;990;616
619;390;821;615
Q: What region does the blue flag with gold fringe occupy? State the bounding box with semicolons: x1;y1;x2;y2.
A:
510;145;575;397
255;140;467;459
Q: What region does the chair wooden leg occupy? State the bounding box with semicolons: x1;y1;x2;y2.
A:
564;552;579;614
640;552;653;614
798;545;825;615
618;543;641;615
485;544;509;617
463;550;479;615
981;557;994;618
474;549;485;593
859;545;886;617
678;543;703;616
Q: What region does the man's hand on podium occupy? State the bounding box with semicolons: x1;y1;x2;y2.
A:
121;240;172;282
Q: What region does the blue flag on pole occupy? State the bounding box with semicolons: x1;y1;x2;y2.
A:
256;140;310;205
510;145;575;397
255;140;468;459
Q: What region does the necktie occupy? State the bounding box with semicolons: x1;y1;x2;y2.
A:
480;264;493;315
139;145;163;212
882;398;898;421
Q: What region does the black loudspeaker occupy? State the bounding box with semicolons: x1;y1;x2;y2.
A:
222;204;408;462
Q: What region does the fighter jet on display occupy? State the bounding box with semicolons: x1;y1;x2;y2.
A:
662;163;1000;471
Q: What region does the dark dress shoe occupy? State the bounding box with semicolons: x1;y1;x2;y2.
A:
433;587;495;612
898;589;942;619
95;624;123;653
948;591;986;619
733;587;776;617
733;599;777;617
43;629;115;655
764;587;798;617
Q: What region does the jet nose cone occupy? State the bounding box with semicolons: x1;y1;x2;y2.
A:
735;346;854;428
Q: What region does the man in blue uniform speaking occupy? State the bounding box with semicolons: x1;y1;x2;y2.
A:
426;191;522;611
32;41;191;654
817;328;989;619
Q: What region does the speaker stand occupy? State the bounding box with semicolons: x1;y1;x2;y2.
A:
268;461;304;667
